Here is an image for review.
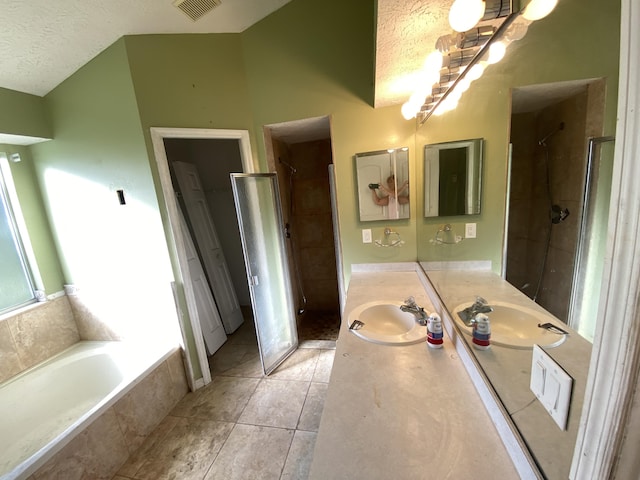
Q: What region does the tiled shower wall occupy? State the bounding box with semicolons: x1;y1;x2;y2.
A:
507;80;605;321
274;139;339;313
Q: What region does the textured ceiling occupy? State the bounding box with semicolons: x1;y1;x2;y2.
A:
0;0;451;111
0;0;293;97
375;0;451;108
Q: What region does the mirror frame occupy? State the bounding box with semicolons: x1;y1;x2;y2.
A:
424;138;483;217
355;148;410;222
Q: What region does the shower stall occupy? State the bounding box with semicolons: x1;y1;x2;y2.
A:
268;131;341;342
506;79;613;340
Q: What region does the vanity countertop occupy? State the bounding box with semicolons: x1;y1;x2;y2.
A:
308;270;520;480
425;269;593;480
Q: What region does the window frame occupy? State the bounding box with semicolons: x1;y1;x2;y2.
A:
0;152;43;315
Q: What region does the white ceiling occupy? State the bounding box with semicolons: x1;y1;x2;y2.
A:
0;0;293;97
0;0;448;109
375;0;451;108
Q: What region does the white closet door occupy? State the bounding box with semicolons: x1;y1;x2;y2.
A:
178;206;227;354
173;161;243;334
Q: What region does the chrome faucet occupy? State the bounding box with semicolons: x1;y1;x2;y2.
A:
457;296;493;326
400;296;428;325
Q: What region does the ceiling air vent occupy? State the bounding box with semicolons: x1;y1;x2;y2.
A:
173;0;222;21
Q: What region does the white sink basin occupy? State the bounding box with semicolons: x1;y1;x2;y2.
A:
347;301;427;346
452;300;568;349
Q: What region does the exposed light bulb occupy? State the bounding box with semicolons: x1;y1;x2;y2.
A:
456;77;472;93
424;51;444;73
449;0;486;33
487;41;507;64
522;0;558;21
401;101;417;120
467;62;486;81
434;96;457;116
447;88;463;104
409;88;429;107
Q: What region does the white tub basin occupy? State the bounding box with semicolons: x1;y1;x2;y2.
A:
348;301;427;346
452;300;568;349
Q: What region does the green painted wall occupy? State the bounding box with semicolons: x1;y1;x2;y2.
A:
30;39;159;283
123;33;258;380
241;0;418;283
125;34;254;133
28;38;185;368
0;144;64;293
0;0;621;383
415;0;620;272
0;88;52;140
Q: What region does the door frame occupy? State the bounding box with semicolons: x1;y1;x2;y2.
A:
571;1;640;477
150;127;255;389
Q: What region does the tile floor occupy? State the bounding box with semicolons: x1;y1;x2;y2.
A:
113;314;337;480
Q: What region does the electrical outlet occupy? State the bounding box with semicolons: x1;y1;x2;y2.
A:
465;223;477;238
530;345;573;430
362;229;372;244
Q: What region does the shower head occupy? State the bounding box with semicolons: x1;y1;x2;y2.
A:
538;122;565;146
279;157;297;174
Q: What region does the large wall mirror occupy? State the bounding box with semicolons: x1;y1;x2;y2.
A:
355;148;409;221
424;138;483;217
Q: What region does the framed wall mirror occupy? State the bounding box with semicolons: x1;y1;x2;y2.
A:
424;138;484;217
355;148;409;221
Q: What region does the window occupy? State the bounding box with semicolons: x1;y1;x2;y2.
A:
0;153;39;314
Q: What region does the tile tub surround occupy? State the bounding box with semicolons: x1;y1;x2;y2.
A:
114;320;335;480
309;270;520;479
26;349;188;480
0;295;79;383
425;269;592;480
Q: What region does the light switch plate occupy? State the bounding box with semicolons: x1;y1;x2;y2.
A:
530;344;573;430
362;229;372;244
465;223;477;238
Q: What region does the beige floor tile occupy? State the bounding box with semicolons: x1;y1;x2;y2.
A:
171;376;260;422
130;417;234;480
118;415;181;477
209;341;262;377
238;378;309;429
204;424;294;480
270;348;319;381
297;382;328;432
312;349;335;383
280;430;317;480
226;320;257;346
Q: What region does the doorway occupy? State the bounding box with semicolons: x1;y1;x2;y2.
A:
264;116;342;346
151;125;342;385
505;79;611;340
151;128;255;386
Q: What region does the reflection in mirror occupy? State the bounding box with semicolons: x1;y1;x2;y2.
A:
424;138;483;217
355;148;409;221
505;80;610;341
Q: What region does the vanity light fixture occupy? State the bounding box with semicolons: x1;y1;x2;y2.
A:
402;0;559;123
522;0;558;20
449;0;486;33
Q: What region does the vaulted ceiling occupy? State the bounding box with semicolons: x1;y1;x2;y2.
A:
0;0;451;109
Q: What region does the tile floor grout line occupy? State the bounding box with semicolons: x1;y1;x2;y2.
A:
198;419;236;480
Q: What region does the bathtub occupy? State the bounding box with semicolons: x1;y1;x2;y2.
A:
0;341;178;480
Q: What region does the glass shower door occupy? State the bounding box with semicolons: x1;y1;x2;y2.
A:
230;173;298;375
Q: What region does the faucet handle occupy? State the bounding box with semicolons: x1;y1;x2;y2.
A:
404;296;417;307
476;296;488;305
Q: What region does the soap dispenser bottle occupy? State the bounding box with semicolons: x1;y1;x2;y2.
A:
427;312;444;348
472;313;491;350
